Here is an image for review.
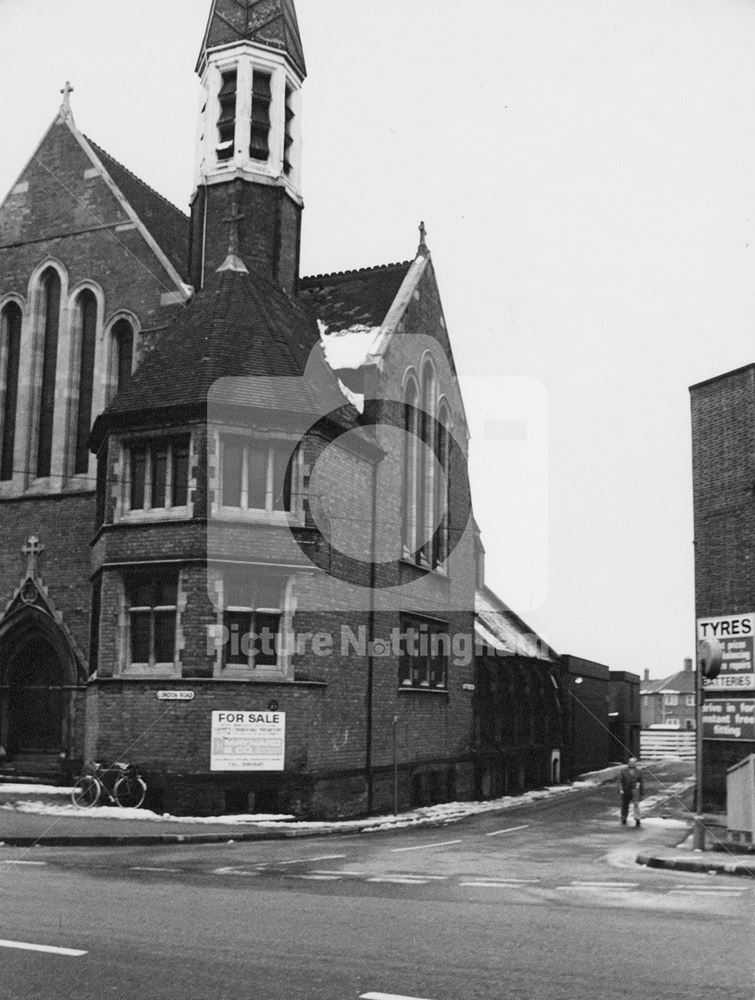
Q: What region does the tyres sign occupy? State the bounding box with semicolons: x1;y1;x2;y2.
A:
697;613;755;692
210;711;285;772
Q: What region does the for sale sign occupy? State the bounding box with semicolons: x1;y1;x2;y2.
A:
697;613;755;691
210;711;285;772
702;700;755;741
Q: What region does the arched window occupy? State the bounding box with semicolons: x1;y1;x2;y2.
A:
72;290;97;475
0;302;22;482
111;318;134;398
419;361;436;566
435;401;451;568
36;269;61;478
403;374;420;555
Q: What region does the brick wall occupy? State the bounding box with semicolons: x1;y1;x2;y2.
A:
690;366;755;809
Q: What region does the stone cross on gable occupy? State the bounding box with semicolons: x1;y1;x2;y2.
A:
59;81;75;124
22;536;44;579
418;220;429;255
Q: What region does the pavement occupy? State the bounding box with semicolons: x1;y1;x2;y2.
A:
1;763;753;878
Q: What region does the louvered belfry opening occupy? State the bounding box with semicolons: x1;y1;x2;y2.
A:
283;82;295;176
250;69;272;161
217;69;238;161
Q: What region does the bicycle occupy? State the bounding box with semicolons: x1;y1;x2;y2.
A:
71;761;147;809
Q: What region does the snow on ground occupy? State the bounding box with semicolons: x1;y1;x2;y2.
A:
0;784;71;796
0;763;695;832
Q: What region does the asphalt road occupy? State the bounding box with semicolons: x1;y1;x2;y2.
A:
1;762;753;1000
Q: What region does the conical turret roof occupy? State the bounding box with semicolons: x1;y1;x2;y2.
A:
197;0;306;79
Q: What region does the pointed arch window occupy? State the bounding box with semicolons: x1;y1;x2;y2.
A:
418;362;436;567
403;375;420;556
435;401;451;568
72;290;97;475
111;318;134;399
36;268;61;479
0;302;22;482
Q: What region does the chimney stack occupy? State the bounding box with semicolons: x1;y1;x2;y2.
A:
643;669;650;682
684;658;693;672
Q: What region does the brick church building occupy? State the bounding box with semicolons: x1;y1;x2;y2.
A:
0;0;569;817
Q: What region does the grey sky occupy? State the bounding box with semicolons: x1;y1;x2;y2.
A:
3;0;755;675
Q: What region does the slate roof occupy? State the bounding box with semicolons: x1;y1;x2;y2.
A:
86;138;190;281
475;586;559;662
92;254;366;444
299;261;413;332
197;0;306;79
641;670;696;696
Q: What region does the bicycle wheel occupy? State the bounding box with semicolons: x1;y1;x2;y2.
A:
113;773;147;809
71;775;101;808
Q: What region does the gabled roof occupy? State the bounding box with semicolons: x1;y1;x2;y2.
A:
86;138;190;281
299;261;413;332
197;0;306;79
475;585;558;662
641;670;696;695
91;254;365;445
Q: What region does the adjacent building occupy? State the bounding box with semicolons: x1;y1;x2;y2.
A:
690;365;755;810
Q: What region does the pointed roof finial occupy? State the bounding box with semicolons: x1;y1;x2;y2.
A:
418;220;429;256
58;81;75;125
217;190;249;273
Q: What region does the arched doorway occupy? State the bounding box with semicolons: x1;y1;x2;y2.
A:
6;637;64;754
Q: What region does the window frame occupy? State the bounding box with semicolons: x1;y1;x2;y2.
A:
214;572;292;681
122;434;192;520
398;614;449;692
124;571;179;675
216;432;302;523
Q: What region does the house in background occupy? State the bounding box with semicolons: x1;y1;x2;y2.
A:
640;660;696;731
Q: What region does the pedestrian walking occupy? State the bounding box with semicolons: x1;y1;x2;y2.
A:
618;757;643;827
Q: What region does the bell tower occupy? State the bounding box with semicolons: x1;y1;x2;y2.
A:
188;0;306;293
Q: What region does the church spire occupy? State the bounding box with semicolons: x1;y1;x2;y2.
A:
196;0;306;80
189;0;306;294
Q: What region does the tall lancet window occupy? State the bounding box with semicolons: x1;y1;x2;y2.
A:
111;318;134;399
72;290;97;475
0;302;22;482
419;361;436;566
36;268;61;479
435;401;451;569
403;374;420;556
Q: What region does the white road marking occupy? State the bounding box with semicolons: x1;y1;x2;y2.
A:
391;840;462;853
211;867;258;876
361;994;436;1000
460;878;541;887
289;874;342;881
274;854;347;865
310;869;367;876
0;939;87;958
569;881;639;888
485;824;531;837
668;888;743;896
131;867;180;873
1;860;47;866
367;877;430;885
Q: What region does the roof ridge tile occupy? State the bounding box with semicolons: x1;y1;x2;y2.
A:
84;135;189;220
